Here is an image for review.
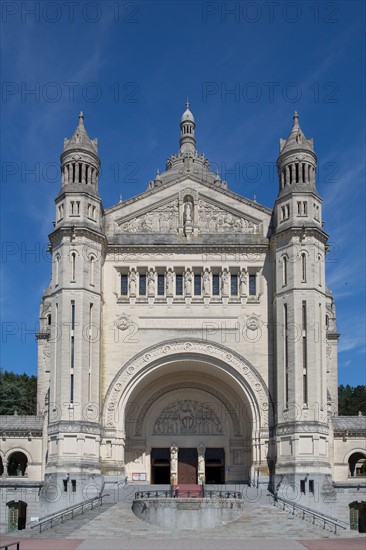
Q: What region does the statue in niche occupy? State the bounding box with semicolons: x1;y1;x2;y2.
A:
239;269;247;296
222;270;230;295
198;443;205;484
185;270;193;295
148;271;155;295
166;270;174;295
203;270;210;295
129;271;137;295
170;444;178;485
171;445;178;471
183;199;193;224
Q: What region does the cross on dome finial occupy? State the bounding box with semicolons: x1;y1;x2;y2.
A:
186;97;190;110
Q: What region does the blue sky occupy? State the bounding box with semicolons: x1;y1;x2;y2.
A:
1;1;365;386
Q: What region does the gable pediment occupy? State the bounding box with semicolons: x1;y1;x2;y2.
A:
111;178;268;237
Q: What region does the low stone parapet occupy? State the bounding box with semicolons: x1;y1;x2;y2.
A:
132;497;245;529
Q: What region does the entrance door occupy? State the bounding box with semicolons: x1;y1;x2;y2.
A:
7;501;27;531
8;506;18;532
151;448;170;484
205;448;225;484
178;448;197;484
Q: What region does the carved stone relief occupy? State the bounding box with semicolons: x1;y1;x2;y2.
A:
119;200;179;233
197;200;257;233
153;400;222;435
117;196;259;234
134;381;241;436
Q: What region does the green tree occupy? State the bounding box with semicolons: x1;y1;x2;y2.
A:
0;369;37;415
338;384;366;415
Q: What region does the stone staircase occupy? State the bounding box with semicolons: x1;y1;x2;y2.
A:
21;487;360;541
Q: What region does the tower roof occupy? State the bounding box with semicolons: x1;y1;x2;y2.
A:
279;112;314;154
63;111;98;155
181;100;195;123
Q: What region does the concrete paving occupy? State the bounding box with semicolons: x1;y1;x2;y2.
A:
1;536;365;550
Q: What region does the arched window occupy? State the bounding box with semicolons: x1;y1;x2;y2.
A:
301;253;306;282
318;254;322;286
7;452;28;477
90;255;96;286
55;254;60;286
71;252;76;281
282;256;287;286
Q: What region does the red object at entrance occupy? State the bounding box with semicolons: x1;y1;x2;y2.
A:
178;448;198;484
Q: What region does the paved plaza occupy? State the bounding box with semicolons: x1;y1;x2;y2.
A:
1;535;366;550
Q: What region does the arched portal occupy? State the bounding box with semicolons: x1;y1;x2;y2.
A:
102;339;272;485
7;452;28;477
348;452;366;477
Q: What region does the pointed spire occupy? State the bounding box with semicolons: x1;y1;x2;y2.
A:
279;111;314;154
180;101;196;154
64;111;98;155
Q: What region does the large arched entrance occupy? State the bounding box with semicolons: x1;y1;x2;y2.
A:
102;339;271;485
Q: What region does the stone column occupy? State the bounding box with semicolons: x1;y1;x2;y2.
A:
170;444;178;485
286;165;290;185
197;443;205;484
75;162;79;183
299;162;303;183
81;163;86;184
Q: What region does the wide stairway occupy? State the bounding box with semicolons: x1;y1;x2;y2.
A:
25;488;359;541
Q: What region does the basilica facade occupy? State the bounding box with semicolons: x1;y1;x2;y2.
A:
1;105;365;531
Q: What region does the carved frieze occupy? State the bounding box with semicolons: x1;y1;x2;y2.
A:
134;381;241;436
118;200;179;233
276;422;329;436
197;199;258;233
116;196;260;235
153;400;222;435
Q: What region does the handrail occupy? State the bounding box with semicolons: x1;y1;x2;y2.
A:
134;489;242;500
30;494;109;533
270;493;347;534
0;542;20;550
135;490;174;499
205;490;242;499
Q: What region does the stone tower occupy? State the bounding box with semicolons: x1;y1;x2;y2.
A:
45;112;105;498
271;113;335;499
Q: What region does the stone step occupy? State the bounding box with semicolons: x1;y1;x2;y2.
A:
20;487;357;539
23;498;359;540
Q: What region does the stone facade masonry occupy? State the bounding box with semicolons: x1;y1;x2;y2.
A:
0;107;365;532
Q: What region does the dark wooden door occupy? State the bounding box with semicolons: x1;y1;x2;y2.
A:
178;448;197;484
